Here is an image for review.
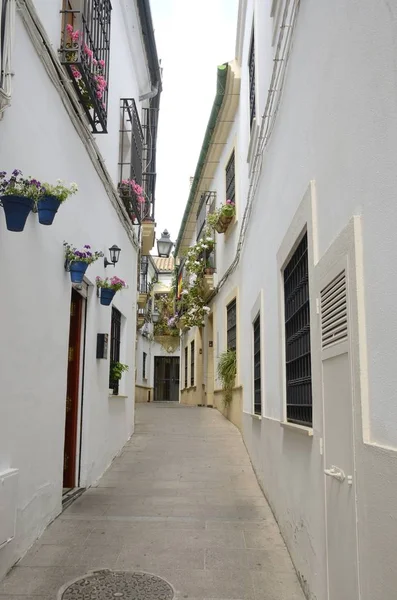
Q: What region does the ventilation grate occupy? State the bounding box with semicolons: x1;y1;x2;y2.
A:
321;271;348;349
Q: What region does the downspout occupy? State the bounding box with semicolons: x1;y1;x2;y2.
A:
174;63;229;257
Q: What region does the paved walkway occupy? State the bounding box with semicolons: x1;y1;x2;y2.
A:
0;404;304;599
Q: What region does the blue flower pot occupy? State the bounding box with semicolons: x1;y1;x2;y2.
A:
69;261;88;283
1;195;34;232
100;288;116;306
37;195;62;225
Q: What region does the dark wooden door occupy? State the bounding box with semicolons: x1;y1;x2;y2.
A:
154;357;180;401
63;289;83;488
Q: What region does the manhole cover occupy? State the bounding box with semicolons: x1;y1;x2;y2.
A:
59;570;174;600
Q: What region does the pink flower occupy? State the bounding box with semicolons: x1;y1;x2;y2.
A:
84;44;94;59
66;24;73;35
99;59;105;67
71;65;81;80
71;30;80;41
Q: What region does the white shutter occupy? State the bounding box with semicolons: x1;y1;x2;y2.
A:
321;271;348;349
0;0;16;115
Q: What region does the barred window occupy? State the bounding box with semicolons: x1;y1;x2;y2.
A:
109;307;121;394
253;314;261;415
248;30;256;128
190;341;195;386
184;346;188;388
0;0;16;110
227;299;237;351
143;352;147;379
225;151;235;205
283;232;312;426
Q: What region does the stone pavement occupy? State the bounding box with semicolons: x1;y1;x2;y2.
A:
0;403;305;599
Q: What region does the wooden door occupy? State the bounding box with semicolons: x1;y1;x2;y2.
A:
63;289;83;488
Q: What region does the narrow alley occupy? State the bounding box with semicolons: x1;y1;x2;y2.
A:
0;404;304;600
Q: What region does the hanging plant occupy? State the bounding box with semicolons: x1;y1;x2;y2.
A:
96;276;127;306
217;349;237;405
37;180;78;225
207;199;235;233
0;169;42;231
64;242;103;283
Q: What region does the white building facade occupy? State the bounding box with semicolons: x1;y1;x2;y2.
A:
0;0;160;580
175;1;397;598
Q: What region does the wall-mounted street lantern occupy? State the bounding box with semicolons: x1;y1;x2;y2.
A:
104;244;121;268
156;230;173;258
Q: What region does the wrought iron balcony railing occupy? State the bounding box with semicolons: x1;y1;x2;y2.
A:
59;0;112;133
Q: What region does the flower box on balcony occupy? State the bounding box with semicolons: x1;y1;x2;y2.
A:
138;292;148;308
141;219;155;255
208;200;235;234
214;214;234;233
203;273;215;299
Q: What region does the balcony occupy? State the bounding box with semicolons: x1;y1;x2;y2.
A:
202;271;215;300
59;0;112;134
141;220;155;255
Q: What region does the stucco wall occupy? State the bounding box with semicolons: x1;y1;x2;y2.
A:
231;1;397;598
0;0;151;580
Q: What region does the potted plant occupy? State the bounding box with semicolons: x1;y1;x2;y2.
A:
96;276;127;306
0;169;42;231
37;179;78;225
109;361;129;395
64;242;104;283
208;199;236;233
217;349;237;405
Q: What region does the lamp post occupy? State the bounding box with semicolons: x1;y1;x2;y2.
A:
156;230;173;258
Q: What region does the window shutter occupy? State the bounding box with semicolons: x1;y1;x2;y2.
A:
321;271;348;349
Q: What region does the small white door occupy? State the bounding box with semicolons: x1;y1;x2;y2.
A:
320;267;360;600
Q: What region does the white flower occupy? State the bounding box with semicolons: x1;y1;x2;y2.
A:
203;306;210;313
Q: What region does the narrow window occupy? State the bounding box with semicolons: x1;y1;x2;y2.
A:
225;151;235;204
227;298;237;351
184;346;188;388
253;314;261;415
109;307;122;394
143;352;147;379
248;30;256;128
118;99;144;225
283;232;312;426
190;340;195;387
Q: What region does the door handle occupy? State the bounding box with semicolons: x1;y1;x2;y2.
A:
324;466;346;483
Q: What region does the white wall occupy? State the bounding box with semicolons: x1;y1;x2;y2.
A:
229;0;397;598
0;0;152;580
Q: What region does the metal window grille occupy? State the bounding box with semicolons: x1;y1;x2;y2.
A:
0;0;15;96
227;298;237;351
196;191;216;240
184;346;188;388
59;0;112;134
253;314;261;415
118;98;144;225
109;307;121;394
190;340;195;386
143;352;147;379
248;31;256;128
283;232;312;426
225;151;235;204
139;256;149;293
142;99;159;222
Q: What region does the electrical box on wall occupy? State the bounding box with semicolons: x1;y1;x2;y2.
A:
96;334;109;359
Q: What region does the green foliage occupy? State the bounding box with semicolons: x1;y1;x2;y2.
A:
207;202;235;228
217;350;237;405
110;362;129;382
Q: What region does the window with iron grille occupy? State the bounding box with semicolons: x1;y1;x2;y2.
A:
143;352;147;379
190;341;195;386
0;0;15;106
109;307;121;394
253;314;261;415
59;0;112;134
283;232;312;426
139;256;149;293
142;101;159;221
227;299;237;351
225;151;235;204
184;346;188;388
248;30;256;128
118;99;144;224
